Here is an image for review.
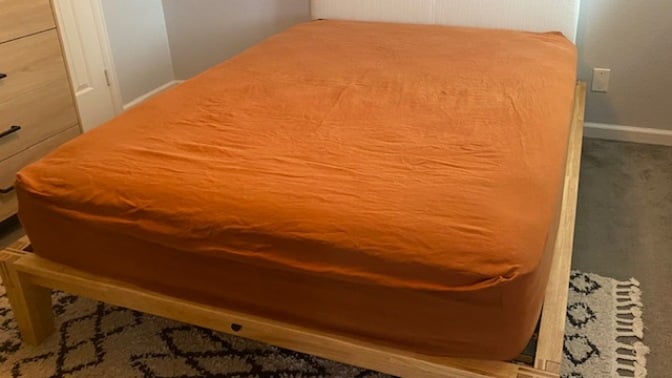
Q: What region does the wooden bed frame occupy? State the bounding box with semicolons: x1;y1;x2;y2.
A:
0;82;585;378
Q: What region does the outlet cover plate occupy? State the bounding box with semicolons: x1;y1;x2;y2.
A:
592;68;611;92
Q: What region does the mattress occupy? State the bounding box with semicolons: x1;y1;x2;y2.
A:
16;20;577;359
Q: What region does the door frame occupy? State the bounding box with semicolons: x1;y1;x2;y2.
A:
51;0;124;116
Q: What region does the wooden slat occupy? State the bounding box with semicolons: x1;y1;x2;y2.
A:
534;82;586;373
5;235;30;252
0;0;55;44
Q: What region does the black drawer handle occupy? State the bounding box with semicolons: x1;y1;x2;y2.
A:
0;186;14;195
0;125;21;139
0;73;6;80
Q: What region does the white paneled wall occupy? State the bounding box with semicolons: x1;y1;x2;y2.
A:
311;0;581;41
313;0;435;25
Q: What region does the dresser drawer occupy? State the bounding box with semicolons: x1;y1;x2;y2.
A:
0;0;55;44
0;124;80;221
0;29;79;161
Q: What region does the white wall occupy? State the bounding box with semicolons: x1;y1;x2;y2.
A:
100;0;175;106
162;0;311;79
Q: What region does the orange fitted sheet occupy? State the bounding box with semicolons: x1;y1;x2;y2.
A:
16;20;577;359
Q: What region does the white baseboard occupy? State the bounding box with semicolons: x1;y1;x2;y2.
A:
123;80;185;111
584;122;672;147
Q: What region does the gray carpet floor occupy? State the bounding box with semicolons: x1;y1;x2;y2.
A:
1;138;669;376
572;138;671;377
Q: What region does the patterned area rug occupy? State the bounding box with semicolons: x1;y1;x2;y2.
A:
562;271;649;378
0;271;647;377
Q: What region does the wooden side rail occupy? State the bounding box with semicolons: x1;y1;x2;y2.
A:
535;81;586;374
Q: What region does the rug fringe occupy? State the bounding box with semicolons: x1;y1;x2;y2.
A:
615;362;648;378
612;278;649;377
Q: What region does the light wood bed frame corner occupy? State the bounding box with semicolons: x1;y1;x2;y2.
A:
0;82;586;378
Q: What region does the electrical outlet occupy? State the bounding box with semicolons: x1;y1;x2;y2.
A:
592;68;611;92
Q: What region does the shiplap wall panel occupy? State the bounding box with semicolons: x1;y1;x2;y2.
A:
311;0;580;42
311;0;435;25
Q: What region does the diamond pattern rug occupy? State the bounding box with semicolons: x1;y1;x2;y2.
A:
562;271;649;378
0;271;647;377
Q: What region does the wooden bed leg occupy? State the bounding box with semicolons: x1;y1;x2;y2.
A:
0;252;55;345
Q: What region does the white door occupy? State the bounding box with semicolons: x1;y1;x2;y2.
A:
53;0;122;132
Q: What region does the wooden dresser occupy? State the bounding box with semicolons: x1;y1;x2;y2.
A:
0;0;81;221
